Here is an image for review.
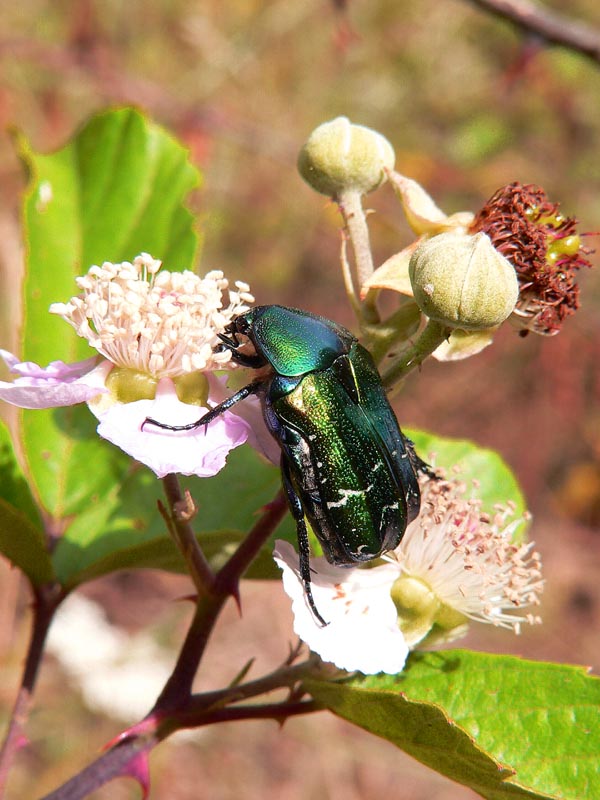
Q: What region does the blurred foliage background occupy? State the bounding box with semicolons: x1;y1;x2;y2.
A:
0;1;599;798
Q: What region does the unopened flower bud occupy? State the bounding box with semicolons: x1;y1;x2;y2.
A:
298;117;395;198
409;232;519;330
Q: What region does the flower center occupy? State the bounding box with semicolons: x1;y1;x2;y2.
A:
390;574;440;646
49;253;254;378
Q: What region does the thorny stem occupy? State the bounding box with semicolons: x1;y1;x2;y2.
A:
185;657;320;716
337;189;380;325
153;593;227;710
161;473;217;597
382;318;451;389
178;699;322;728
153;488;288;710
215;489;287;596
0;582;63;798
43;489;291;798
40;735;158;800
40;700;322;800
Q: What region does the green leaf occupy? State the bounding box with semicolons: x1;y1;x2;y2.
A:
0;419;54;584
0;417;43;529
407;430;527;535
15;108;201;519
20;405;132;520
53;446;292;588
65;529;280;587
0;500;54;586
20;107;201;368
307;650;600;800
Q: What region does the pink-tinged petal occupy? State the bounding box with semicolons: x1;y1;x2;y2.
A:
96;378;250;478
274;540;408;675
0;351;110;409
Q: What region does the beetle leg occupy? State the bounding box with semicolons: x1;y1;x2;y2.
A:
142;380;263;432
404;436;439;480
280;457;328;627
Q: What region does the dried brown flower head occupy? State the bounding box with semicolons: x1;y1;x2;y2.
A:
470;183;593;335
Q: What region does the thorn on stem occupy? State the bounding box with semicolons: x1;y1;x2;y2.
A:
174;490;198;522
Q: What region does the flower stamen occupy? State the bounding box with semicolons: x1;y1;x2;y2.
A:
390;474;543;634
50;253;255;378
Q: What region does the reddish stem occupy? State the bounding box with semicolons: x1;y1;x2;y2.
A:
0;582;63;797
153;489;288;710
40;700;320;800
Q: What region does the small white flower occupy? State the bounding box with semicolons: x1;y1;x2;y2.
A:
47;594;174;723
389;475;543;638
274;475;543;675
274;540;409;675
0;253;271;477
48;253;254;376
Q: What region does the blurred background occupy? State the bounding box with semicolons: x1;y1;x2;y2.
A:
0;0;599;797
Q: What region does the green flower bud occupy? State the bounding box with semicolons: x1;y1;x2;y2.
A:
298;117;395;198
409;232;519;330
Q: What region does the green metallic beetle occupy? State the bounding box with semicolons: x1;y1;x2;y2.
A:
146;305;423;625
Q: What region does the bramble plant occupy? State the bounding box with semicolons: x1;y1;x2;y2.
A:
0;108;598;800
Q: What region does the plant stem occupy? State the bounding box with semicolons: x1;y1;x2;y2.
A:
0;582;62;797
42;489;290;798
40;735;157;800
161;473;217;596
153;593;227;710
153;489;288;709
215;489;287;595
339;231;361;317
184;699;322;727
41;699;321;800
363;300;422;366
337;189;380;324
185;657;318;716
381;318;451;388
